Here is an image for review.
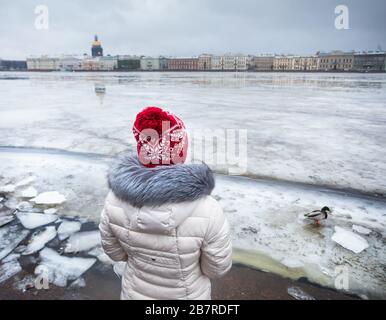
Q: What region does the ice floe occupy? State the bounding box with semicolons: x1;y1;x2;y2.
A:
2;253;20;263
44;208;58;214
15;176;36;187
352;225;372;235
64;231;101;253
113;261;126;278
35;248;96;287
4;198;19;209
31;191;66;205
17;201;35;211
287;287;315;300
22;226;57;255
0;224;29;261
0;253;22;284
0;184;16;194
331;226;369;254
69;277;86;289
16;212;58;229
21;187;38;198
13;275;36;292
0;215;14;227
87;246;114;265
57;221;81;241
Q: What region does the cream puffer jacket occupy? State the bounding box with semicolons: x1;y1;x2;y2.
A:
99;153;232;300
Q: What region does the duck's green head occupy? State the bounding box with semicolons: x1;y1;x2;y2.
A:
321;206;331;214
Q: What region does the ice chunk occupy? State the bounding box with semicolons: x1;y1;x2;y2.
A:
281;257;305;269
332;226;369;254
64;231;101;253
0;184;16;194
2;253;20;263
35;248;96;287
17;201;34;211
352;225;372;235
0;224;29;261
13;275;36;292
21;187;38;198
23;226;57;255
113;261;126;278
69;277;86;289
17;212;58;229
4;198;19;209
44;208;58;214
0;207;13;216
31;191;66;205
57;220;82;241
0;256;22;284
88;246;114;265
15;176;36;187
287;286;315;300
14;245;27;253
0;215;14;227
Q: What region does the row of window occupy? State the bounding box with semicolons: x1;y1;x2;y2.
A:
320;58;353;63
319;64;352;69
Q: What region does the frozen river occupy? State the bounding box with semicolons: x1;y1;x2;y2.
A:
0;71;386;298
0;71;386;194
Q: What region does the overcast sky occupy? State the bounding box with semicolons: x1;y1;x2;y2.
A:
1;0;385;59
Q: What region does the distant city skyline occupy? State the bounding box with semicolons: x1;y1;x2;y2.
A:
1;0;386;60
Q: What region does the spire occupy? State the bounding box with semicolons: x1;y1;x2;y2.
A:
91;35;103;57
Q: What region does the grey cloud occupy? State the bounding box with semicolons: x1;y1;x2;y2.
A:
1;0;385;59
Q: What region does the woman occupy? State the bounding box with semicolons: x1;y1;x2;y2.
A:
99;106;232;300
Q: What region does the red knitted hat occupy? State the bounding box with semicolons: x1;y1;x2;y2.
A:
133;106;188;167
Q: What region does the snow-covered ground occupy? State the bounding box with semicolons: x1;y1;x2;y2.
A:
0;72;385;194
0;150;385;298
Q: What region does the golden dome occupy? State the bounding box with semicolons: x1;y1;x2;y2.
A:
92;35;102;47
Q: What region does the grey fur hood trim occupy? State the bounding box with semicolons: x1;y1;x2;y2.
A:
108;152;215;208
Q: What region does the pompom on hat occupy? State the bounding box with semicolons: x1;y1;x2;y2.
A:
133;106;188;167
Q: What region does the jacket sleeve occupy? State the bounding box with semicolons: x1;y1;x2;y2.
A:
200;200;232;279
99;203;128;262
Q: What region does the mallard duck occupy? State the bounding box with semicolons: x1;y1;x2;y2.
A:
304;206;331;225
